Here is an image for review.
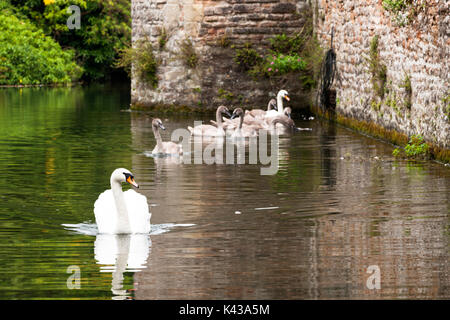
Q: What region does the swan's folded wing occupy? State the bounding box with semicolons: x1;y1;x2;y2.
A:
124;190;151;234
94;190;117;234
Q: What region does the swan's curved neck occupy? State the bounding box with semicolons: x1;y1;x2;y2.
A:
238;114;243;130
110;179;131;234
267;101;274;111
277;94;284;114
152;125;163;150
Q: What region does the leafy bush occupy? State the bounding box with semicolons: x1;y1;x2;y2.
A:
382;0;410;12
234;43;263;72
179;38;198;68
9;0;131;80
116;39;158;88
269;33;305;55
236;43;307;79
382;0;425;26
404;135;429;158
261;53;306;77
392;135;429;159
0;8;82;85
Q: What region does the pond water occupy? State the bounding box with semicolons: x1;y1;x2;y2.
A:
0;83;448;300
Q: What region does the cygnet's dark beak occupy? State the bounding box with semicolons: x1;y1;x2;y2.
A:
224;110;232;118
230;112;237;120
158;123;166;130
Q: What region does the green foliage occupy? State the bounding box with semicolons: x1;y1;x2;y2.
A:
158;28;168;50
367;36;387;99
9;0;131;81
234;43;263;72
393;135;430;159
400;73;412;109
179;38;198;68
235;34;315;80
217;88;234;101
259;53;306;77
269;33;305;55
0;7;82;85
233;6;323;91
299;34;323;89
299;74;316;90
371;100;381;111
382;0;426;26
404;135;429;158
382;0;410;12
116;40;158;88
392;135;429;159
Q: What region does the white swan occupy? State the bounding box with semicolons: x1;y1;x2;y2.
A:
94;168;151;234
265;90;289;119
151;118;182;155
188;105;231;137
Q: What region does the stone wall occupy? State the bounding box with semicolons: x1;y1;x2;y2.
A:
131;0;310;110
313;0;449;149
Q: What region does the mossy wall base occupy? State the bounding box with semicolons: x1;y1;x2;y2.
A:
313;0;449;150
311;105;450;164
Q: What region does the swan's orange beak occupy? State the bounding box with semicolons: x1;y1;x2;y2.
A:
126;176;139;188
285;95;290;101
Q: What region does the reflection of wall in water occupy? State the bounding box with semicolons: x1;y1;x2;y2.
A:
309;145;450;298
129;114;449;299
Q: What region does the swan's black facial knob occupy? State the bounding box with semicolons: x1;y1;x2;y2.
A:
123;172;139;188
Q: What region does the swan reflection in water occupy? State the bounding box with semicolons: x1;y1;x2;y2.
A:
94;233;151;300
63;222;194;299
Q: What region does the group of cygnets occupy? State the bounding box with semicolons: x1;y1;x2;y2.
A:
93;90;301;234
151;89;298;155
